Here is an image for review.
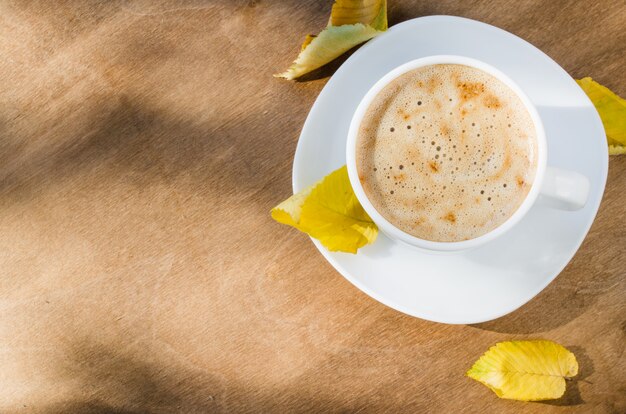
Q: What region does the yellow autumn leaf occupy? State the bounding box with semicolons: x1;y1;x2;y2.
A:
467;340;578;402
299;165;377;253
271;166;378;253
275;24;381;81
275;0;387;80
577;77;626;155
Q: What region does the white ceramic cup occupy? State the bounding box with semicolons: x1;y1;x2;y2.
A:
346;55;590;252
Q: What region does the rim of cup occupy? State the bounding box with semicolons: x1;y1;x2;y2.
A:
346;55;547;252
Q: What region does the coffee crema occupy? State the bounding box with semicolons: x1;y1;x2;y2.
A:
356;64;538;242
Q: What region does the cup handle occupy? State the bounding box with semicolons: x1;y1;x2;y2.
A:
539;166;590;211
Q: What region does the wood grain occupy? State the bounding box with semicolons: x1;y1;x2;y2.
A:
0;1;624;413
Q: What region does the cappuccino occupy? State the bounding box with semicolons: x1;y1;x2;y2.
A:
356;64;538;242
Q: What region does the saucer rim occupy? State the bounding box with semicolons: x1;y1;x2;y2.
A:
291;15;608;324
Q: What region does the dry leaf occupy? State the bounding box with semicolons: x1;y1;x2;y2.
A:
577;77;626;155
271;165;377;253
467;340;578;401
275;0;387;80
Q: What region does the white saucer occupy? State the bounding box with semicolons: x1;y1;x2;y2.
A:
292;16;608;324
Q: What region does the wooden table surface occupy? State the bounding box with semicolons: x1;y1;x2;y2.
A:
0;1;624;413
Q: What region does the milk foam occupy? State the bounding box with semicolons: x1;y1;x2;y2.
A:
356;64;538;242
